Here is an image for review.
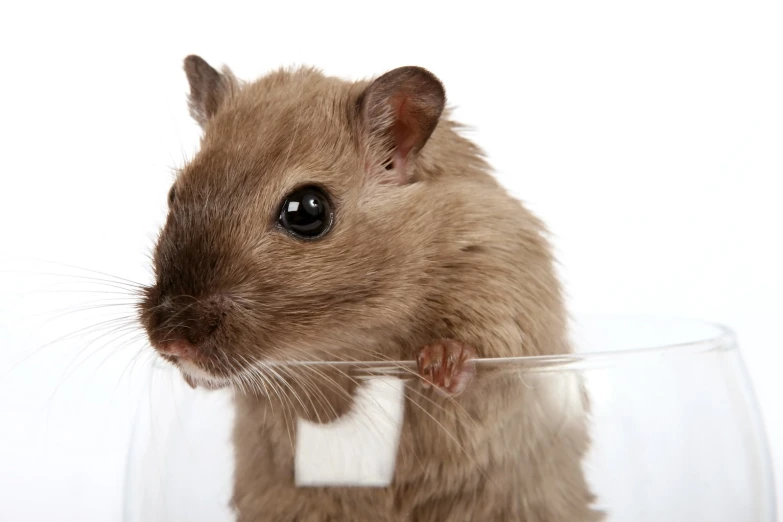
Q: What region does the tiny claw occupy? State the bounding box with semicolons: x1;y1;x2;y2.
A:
416;340;477;397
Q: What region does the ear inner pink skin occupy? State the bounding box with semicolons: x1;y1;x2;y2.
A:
359;66;445;185
389;96;415;183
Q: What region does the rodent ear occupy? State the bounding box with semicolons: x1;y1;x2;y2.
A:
183;55;239;128
358;66;445;183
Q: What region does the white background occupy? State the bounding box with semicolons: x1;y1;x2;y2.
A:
0;0;780;520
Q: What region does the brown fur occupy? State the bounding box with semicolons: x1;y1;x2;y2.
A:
139;58;603;521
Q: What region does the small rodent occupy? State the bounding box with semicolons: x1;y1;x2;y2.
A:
139;55;603;521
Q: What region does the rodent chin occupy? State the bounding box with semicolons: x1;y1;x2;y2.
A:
178;360;231;390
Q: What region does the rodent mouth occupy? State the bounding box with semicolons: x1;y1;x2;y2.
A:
176;359;231;390
151;339;235;390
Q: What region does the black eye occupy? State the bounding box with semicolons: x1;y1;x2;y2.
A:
168;186;176;205
278;185;333;239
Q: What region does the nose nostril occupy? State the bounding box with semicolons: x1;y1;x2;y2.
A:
161;339;197;359
149;294;229;355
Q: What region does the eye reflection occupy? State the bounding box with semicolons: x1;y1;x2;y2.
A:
278;186;332;239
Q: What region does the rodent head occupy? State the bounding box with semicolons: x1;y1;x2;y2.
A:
138;56;448;388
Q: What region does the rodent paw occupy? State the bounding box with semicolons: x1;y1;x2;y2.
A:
416;340;477;397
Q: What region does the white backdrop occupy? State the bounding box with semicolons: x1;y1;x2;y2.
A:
0;0;780;520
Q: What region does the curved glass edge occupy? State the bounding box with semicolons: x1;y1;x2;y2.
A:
263;318;738;377
122;361;153;522
733;351;779;521
135;316;739;378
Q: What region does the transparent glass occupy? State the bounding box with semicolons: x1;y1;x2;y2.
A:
123;315;777;522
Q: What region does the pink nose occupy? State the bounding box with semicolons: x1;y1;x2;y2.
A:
160;339;197;359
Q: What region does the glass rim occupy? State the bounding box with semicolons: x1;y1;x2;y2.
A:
148;314;737;375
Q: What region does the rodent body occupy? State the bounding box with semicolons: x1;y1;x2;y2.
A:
139;56;602;521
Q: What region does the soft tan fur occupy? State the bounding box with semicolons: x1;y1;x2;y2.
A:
139;57;603;521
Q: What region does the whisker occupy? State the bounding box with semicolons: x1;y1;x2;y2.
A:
401;388;496;489
224;354;252;396
255;346;414;461
270;345;481;474
41;324;146;417
259;361;311;419
0;255;148;289
255;361;296;455
352;347;481;431
0;316;139;381
291;362;398;453
16;275;145;296
31;302;139;326
110;347;156;407
51;322;145;394
237;353;269;398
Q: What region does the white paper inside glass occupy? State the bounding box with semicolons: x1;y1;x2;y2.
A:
295;376;406;487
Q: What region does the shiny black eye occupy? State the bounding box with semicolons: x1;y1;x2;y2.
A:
278;185;333;239
167;186;176;205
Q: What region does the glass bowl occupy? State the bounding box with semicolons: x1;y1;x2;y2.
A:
123;315;776;522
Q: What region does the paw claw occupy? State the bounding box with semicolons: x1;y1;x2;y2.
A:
416;340;477;397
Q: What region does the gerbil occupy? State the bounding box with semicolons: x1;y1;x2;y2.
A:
139;55;603;521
